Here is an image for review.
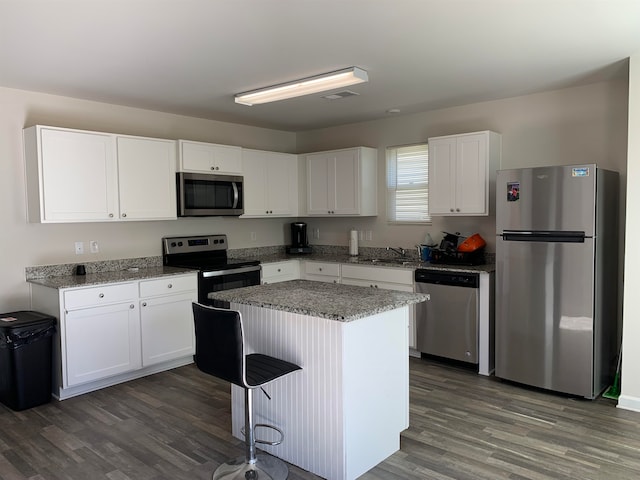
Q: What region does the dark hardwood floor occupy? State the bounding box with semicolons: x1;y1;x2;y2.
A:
1;357;639;480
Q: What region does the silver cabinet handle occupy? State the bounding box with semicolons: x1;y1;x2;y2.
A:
277;268;281;272
99;293;104;298
109;213;114;218
167;283;173;289
319;267;323;271
122;213;127;218
130;304;135;309
456;208;460;212
142;302;147;307
211;166;215;170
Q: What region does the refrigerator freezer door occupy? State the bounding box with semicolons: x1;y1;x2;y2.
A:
496;165;596;236
495;236;595;397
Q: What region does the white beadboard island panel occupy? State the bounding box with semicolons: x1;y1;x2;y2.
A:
229;303;410;480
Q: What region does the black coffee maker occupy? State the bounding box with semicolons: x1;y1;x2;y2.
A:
286;222;312;254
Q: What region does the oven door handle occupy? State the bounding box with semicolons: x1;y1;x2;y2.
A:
232;182;239;209
201;265;261;278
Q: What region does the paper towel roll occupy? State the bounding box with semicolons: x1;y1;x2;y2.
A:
349;229;359;256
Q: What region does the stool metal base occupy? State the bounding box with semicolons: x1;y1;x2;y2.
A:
213;453;288;480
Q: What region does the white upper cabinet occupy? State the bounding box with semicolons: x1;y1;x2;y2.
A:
305;146;377;216
25;127;118;222
428;131;501;216
241;149;298;217
177;139;242;174
24;125;177;223
117;136;176;220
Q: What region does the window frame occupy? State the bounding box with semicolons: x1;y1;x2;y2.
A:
386;143;431;225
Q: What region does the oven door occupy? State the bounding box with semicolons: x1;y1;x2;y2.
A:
198;265;261;305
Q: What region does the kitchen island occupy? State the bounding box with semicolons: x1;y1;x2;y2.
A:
208;280;428;480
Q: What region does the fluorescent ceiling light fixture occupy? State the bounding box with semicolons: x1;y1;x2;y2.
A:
235;67;368;106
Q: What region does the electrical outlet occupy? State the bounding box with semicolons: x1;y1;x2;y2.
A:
313;228;320;239
359;230;364;241
74;241;84;255
366;231;373;241
250;232;257;241
90;240;99;253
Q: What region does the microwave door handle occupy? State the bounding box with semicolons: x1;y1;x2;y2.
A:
232;182;239;209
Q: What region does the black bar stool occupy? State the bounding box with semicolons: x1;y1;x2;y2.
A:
192;302;302;480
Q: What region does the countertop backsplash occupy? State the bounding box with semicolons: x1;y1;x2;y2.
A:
25;246;495;280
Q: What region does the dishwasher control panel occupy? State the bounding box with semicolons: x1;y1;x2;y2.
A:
415;269;479;288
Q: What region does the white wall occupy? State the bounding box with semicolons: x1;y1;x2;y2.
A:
296;80;629;252
0;86;297;312
619;54;640;411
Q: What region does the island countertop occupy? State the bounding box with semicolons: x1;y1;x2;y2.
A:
208;279;428;322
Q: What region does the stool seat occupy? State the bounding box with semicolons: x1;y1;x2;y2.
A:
192;303;301;480
246;354;300;387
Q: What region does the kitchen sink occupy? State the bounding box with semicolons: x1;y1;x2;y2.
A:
361;258;414;266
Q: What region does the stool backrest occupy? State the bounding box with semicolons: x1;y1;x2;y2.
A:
192;303;245;387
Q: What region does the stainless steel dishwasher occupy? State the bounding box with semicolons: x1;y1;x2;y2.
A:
414;269;479;363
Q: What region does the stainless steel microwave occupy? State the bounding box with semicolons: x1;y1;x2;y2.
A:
176;172;244;216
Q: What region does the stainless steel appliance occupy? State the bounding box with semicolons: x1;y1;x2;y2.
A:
176;172;244;216
286;222;312;254
496;164;619;398
415;270;480;363
162;234;260;305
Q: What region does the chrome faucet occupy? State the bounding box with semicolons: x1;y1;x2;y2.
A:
386;246;407;257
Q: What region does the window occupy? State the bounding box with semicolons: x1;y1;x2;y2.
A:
386;144;430;223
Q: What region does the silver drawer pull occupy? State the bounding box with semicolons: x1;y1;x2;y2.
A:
142;302;147;307
130;304;135;309
99;293;104;298
167;283;173;289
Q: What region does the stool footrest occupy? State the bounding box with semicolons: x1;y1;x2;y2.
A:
241;423;284;446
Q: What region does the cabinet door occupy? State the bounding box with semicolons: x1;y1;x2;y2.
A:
266;152;298;216
333;149;360;214
39;128;118;222
117;136;177;220
140;292;196;366
427;137;456;215
242;149;269;216
455;133;487;214
306;153;333;215
242;149;297;217
64;302;141;387
179;140;242;174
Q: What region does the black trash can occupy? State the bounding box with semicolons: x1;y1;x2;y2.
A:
0;311;56;411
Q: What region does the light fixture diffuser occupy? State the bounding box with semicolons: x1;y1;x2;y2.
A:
234;67;368;106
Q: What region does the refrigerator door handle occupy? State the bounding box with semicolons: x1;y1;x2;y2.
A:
502;230;586;243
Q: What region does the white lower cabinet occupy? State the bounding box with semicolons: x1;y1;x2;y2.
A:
139;276;197;366
261;260;300;284
31;272;197;400
341;264;417;350
302;261;341;283
65;299;141;387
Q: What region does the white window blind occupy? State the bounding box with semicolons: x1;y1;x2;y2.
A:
386;144;430;223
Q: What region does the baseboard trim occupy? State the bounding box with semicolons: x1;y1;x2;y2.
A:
617;394;640;412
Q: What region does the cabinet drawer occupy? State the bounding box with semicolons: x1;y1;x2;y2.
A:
303;261;340;277
139;274;197;298
341;264;413;285
64;283;137;310
262;261;299;279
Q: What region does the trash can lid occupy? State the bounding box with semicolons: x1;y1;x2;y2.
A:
0;311;56;331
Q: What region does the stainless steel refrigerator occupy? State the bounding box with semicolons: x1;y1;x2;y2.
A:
495;164;619;399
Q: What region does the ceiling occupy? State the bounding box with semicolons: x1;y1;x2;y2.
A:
1;0;639;132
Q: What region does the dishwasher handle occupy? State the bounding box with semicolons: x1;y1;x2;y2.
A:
414;269;479;288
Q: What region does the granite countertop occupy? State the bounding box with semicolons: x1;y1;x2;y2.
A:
258;252;495;274
208;279;429;322
27;266;197;289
